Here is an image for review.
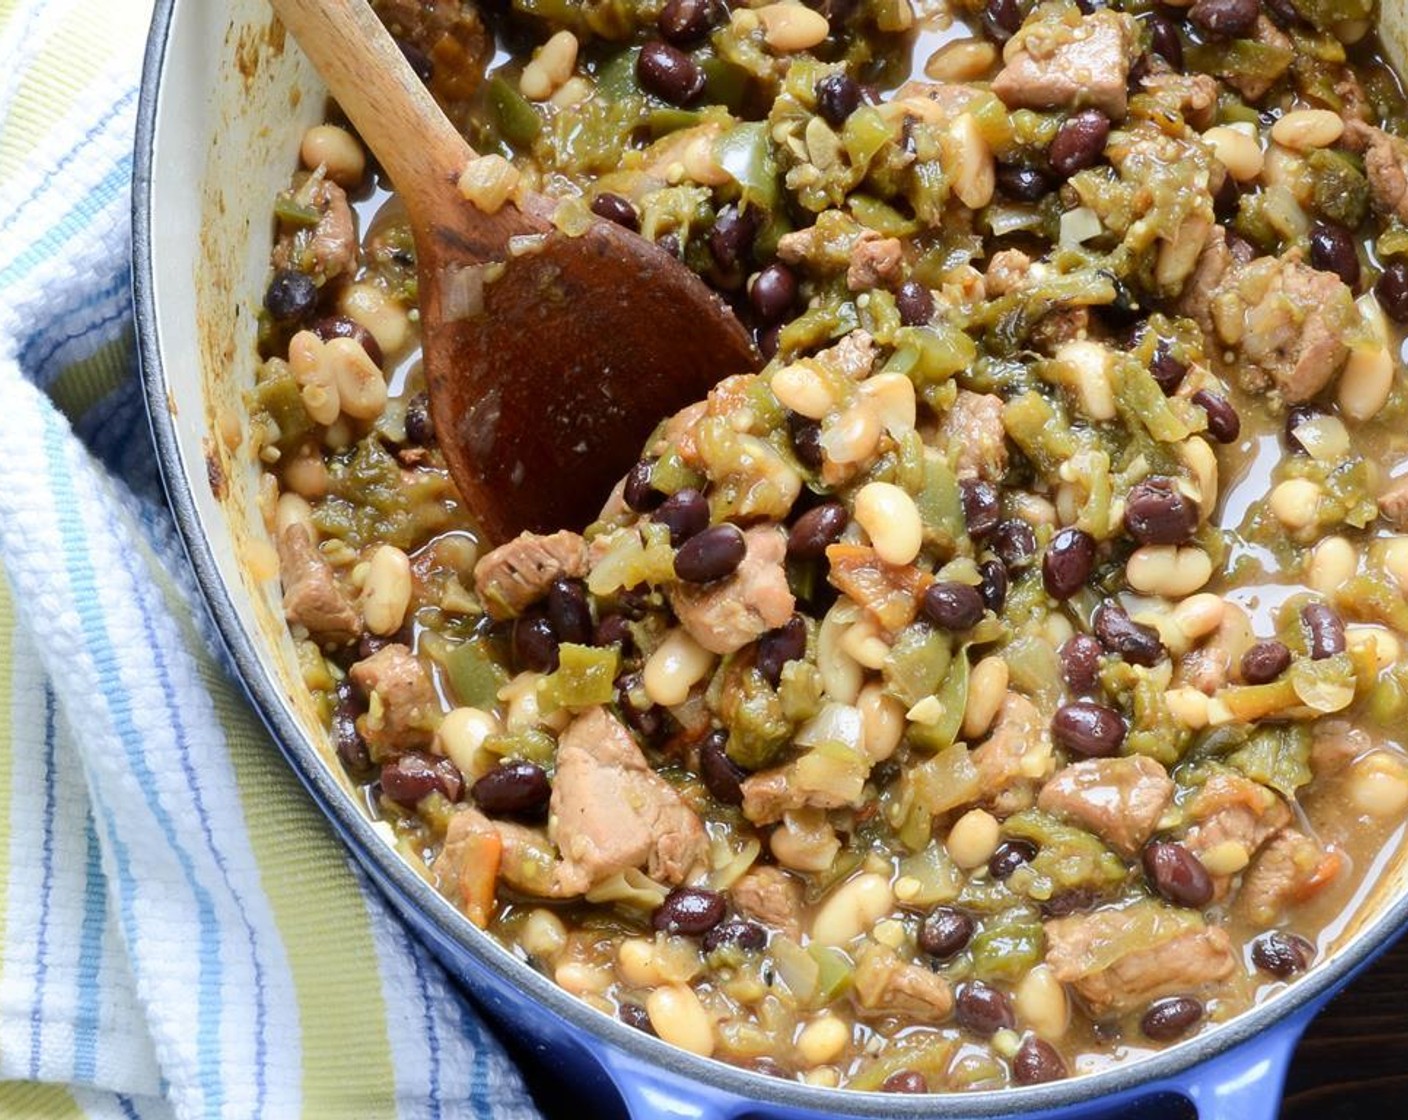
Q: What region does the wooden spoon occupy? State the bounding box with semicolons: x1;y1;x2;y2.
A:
269;0;759;544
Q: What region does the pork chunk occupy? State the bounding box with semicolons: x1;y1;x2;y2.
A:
940;390;1008;482
1037;756;1175;856
973;693;1054;814
1181;770;1291;887
1045;905;1238;1014
853;943;954;1022
549;707;708;895
371;0;491;104
349;643;438;752
1140;70;1218;131
740;759;861;825
669;527;795;655
273;177;357;282
1377;475;1408;528
730;865;804;937
473;529;588;620
1223;17;1293;102
1206;253;1357;402
984;248;1032;297
1345;121;1408;223
847;234;904;291
278;523;361;643
992;10;1138;120
1235;828;1340;925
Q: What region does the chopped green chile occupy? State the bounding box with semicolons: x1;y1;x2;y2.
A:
253;0;1408;1096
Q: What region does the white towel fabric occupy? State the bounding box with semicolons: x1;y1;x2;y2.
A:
0;2;543;1117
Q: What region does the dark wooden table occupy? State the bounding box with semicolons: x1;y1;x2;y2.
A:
510;928;1408;1118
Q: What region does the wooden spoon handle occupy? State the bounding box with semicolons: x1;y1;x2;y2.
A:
268;0;473;214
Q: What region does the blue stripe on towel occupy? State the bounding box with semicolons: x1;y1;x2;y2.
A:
0;158;132;290
28;686;58;1077
73;814;106;1083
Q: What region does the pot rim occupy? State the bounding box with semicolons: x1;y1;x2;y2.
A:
132;1;1408;1114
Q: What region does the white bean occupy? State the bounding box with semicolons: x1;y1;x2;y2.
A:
646;985;715;1057
643;629;716;706
963;656;1008;740
1202;125;1263;182
796;1016;850;1065
811;872;894;945
300;123;365;187
757;3;830;51
326;336;387;420
1270;478;1322;532
288;330;339;425
1126;545;1212;599
1015;964;1069;1039
1307;536;1357;595
858;682;905;761
434;707;501;777
771;363;834;418
361;544;412;636
854;482;923;565
947;808;1000;869
1271;109;1344;151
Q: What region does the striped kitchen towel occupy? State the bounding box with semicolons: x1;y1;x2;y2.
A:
0;1;544;1117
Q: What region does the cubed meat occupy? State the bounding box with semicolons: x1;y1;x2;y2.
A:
847;234;904;291
853;942;954;1022
816;329;878;382
1140;70;1218;131
730;865;805;937
349;643;439;752
277;523;361;644
473;529;589;620
1037;756;1175;856
1206;253;1357;402
740;760;861;825
669;527;795;655
972;692;1054;815
1045;904;1238;1014
826;544;932;634
1377;475;1408;528
649;400;709;469
272;177;357;283
1235;828;1341;925
1223;17;1292;102
549;707;708;895
984;248;1033;297
992;10;1139;120
437;807;503;926
1181;770;1292;885
1311;720;1370;778
940;390;1008;482
1175;225;1233;337
371;0;491;104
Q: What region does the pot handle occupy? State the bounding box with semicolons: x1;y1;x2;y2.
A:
597;1045;739;1120
1171;1006;1317;1120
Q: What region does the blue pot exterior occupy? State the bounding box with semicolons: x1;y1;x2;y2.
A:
131;0;1408;1116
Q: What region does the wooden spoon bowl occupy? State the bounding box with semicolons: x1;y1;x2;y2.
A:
270;0;759;543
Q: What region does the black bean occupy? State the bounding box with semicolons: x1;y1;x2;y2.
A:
989;839;1037;880
547;578;593;645
1147;13;1183;67
896;279;935;326
1213;171;1240;221
1190;0;1259;37
397;393;433;448
815;72;862;127
996;163;1050;202
991;519;1038;570
593;612;633;651
1143;840;1214;908
619;1002;656;1034
707;204;757;272
617;671;666;741
1261;0;1304;25
758;323;782;361
982;0;1023;41
1302;602;1345;660
1013;1036;1068;1085
1040;888;1097;919
1149;342;1188;396
1060;634;1103;694
1377;260;1408;324
1043;528;1096;600
1283;403;1324;455
956;981;1016;1036
310;315;383;367
471;760;551;817
265;268;318;322
918;906;975;960
1251;931;1315;978
636;40;706;105
591;192;640;231
1192;389;1240;444
703;917;768;953
921;581;987;631
1309;222;1360;288
1241;639;1292;684
700;728;747;803
749;262;798;323
960;479;1002;540
1094;600;1167;666
658;0;718;44
788;502;849;559
788;412;825;471
396;38;434;82
653;886;727;935
1123;477;1199;546
382;751;464;808
1141;996;1204;1042
624;458;664;512
512;615;559;673
756;615;807;686
1049;109;1110;178
332;681;371;774
1051;701;1126;757
880;1070;929;1094
676;523;746;583
653;487;710;545
979;558;1009;614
